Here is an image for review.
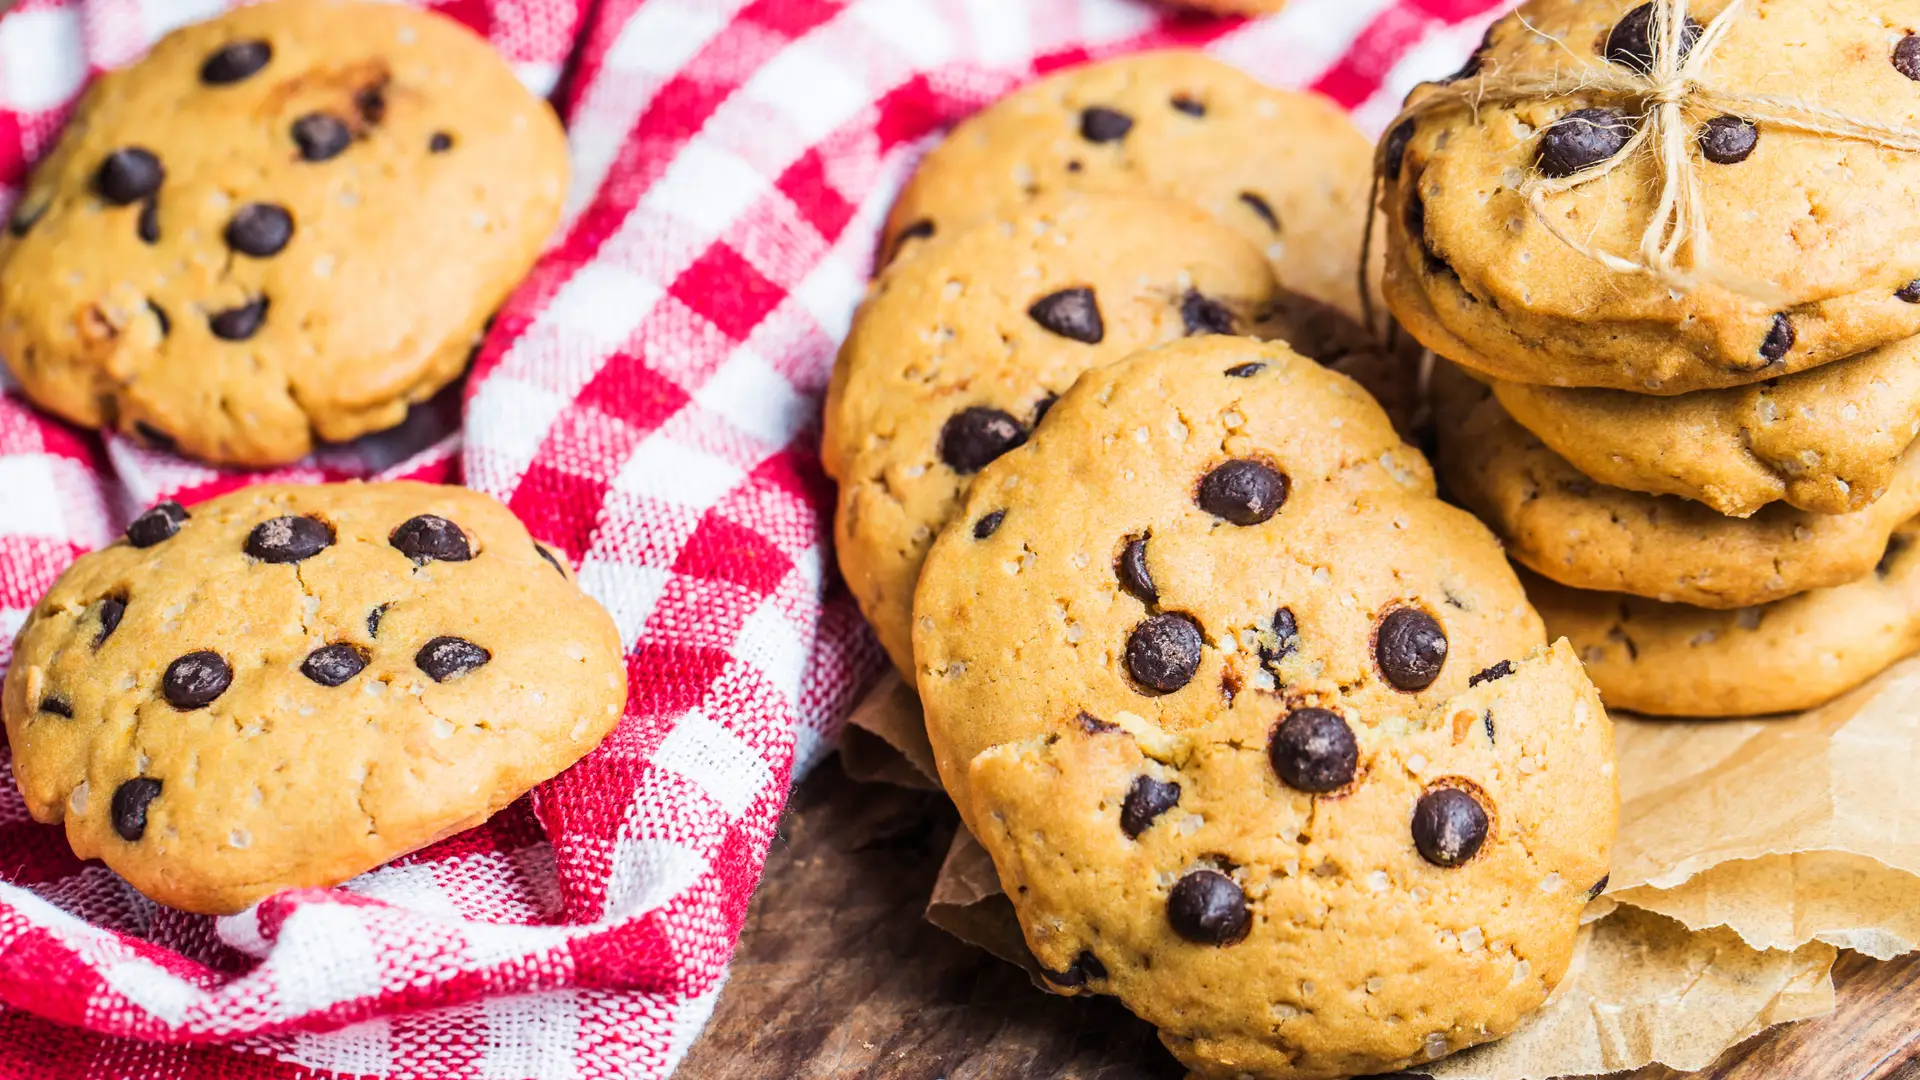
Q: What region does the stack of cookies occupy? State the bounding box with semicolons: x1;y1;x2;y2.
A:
1382;0;1920;717
827;48;1624;1080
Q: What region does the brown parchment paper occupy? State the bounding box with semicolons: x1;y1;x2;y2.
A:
924;827;1836;1078
837;670;940;790
1605;656;1920;960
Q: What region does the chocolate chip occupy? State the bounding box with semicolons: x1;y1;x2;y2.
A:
95;148;163;205
1899;280;1920;304
134;421;174;449
1167;869;1250;944
417;636;490;682
1031;394;1058;426
1224;362;1265;378
111;778;162;841
96;596;126;647
1181;290;1236;336
429;132;454;153
1239;191;1279;231
1117;536;1156;604
1604;3;1701;74
1260;607;1299;666
355;84;388;125
1586;873;1610;899
293;113;352;161
40;696;72;718
7;199;44;236
1896;34;1920;81
1376;608;1447;691
1121;775;1181;837
390;514;472;563
225;203;293;257
148;300;171;337
209;298;269;341
126;500;188;548
301;643;369;687
1468;659;1513;687
1879;534;1909;576
973;510;1006;539
1535;108;1633;178
1170;95;1205;117
1761;313;1794;362
1384;118;1416;180
1269;707;1358;793
1446;24;1497;81
1197;460;1288;525
246;514;333;563
163;650;232;709
1483;710;1496;744
1698;115;1758;165
1041;951;1107;987
368;603;389;638
1404;189;1450;275
137;198;159;244
535;545;567;575
1077;710;1120;734
1028;287;1104;343
887;218;935;266
1126;612;1202;693
1079;106;1133;143
201;39;272;84
1412;786;1489;867
938;407;1027;473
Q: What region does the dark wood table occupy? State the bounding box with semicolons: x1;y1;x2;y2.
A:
679;758;1920;1080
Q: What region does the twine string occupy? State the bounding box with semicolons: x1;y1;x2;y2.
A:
1360;0;1920;334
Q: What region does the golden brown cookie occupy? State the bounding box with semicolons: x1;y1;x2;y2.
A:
881;51;1375;322
1526;519;1920;716
1434;366;1920;608
1382;0;1920;393
1;482;625;914
0;0;567;465
824;193;1284;674
1488;334;1920;517
914;336;1615;1078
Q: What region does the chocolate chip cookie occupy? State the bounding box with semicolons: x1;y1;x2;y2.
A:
1435;366;1920;608
824;193;1285;674
1527;519;1920;716
914;337;1616;1078
0;0;567;465
1382;0;1920;392
881;51;1375;323
1;482;625;914
1488;333;1920;517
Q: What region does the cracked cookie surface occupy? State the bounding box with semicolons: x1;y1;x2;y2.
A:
1;481;625;914
825;193;1285;674
914;337;1616;1078
880;51;1375;323
1382;0;1920;392
1435;365;1920;608
0;0;567;466
1488;333;1920;517
1527;518;1920;716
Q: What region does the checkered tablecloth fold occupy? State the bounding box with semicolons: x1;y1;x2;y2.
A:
0;0;1502;1075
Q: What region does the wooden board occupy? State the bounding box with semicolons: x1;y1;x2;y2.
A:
678;758;1920;1080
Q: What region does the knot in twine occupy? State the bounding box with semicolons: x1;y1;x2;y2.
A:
1369;0;1920;315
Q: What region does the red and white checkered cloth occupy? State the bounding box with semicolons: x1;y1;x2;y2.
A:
0;0;1505;1076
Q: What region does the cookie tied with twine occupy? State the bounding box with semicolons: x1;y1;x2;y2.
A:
1374;0;1920;394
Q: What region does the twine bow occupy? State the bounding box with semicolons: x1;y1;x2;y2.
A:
1364;0;1920;332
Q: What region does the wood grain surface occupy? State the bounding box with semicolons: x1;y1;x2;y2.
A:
678;758;1920;1080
